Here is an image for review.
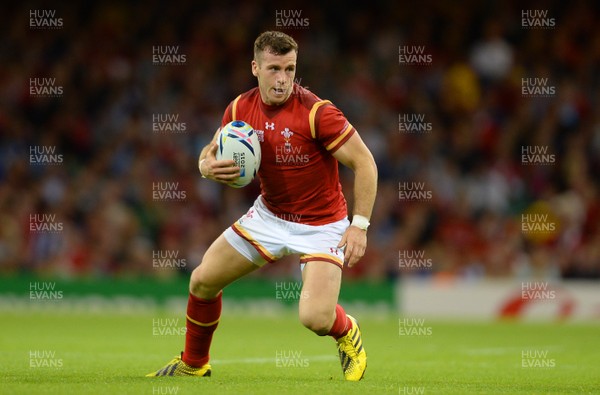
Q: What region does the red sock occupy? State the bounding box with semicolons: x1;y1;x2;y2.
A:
182;292;222;367
326;304;353;339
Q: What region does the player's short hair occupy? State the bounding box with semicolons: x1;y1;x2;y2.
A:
254;31;298;62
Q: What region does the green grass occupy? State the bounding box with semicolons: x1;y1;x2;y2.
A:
1;309;598;394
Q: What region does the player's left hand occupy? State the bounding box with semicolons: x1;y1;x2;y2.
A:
338;226;367;268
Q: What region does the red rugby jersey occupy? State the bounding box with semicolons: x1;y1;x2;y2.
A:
220;84;355;225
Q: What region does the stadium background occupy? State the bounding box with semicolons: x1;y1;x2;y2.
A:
1;1;600;394
0;1;600;280
1;1;599;309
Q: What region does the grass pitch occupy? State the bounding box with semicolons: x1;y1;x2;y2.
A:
1;308;598;394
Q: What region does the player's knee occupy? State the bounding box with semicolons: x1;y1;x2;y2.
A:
299;310;334;335
189;266;221;299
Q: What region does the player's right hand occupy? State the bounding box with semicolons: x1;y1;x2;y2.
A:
199;143;241;184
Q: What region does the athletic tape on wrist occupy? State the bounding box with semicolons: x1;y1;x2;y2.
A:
351;214;370;230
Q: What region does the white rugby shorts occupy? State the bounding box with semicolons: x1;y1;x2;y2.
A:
223;197;349;268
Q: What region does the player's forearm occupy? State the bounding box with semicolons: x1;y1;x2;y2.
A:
351;156;378;220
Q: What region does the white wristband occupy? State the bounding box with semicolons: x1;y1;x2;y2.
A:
351;214;370;230
199;159;207;178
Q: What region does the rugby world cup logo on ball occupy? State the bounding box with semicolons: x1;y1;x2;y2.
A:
216;121;262;188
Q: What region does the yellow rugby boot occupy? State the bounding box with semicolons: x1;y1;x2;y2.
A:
146;354;211;377
336;315;367;381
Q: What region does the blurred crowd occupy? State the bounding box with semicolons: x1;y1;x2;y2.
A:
0;0;598;281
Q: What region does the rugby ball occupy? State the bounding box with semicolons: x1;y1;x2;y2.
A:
216;120;261;188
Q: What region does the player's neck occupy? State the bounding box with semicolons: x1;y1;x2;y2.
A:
259;94;292;115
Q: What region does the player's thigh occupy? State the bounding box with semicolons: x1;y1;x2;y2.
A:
190;233;258;297
298;261;342;326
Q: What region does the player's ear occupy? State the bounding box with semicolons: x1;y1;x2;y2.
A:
251;60;259;77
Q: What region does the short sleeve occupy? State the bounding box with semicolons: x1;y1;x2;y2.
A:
316;104;356;153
